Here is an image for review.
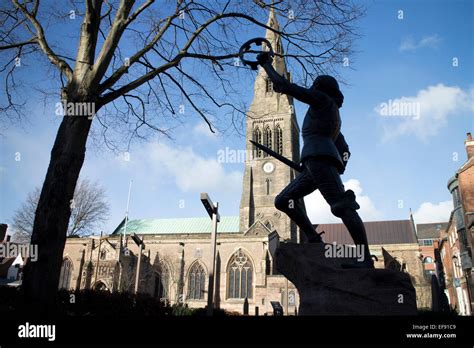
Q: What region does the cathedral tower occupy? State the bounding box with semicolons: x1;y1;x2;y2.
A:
239;9;302;241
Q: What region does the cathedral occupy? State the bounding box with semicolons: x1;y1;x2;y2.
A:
60;11;430;314
61;11;302;315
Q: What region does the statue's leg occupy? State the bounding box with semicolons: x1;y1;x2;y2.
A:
335;206;372;265
305;159;373;266
274;168;320;242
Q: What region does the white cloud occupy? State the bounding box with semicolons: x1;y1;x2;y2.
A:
304;178;382;224
399;34;441;52
145;141;242;193
413;200;453;224
192;122;219;140
376;84;474;142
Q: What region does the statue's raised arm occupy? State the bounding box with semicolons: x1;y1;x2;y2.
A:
253;50;373;269
257;52;332;109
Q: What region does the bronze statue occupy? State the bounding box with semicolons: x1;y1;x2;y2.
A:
253;48;373;269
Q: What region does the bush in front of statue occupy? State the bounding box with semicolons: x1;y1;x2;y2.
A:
0;286;239;317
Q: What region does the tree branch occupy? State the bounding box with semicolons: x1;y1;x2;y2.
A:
89;0;136;87
73;0;104;77
12;0;73;81
0;37;37;50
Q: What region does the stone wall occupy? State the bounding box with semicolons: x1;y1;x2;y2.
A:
62;236;431;313
371;243;431;309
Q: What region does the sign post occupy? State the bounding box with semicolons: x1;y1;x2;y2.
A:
200;193;220;316
131;233;145;294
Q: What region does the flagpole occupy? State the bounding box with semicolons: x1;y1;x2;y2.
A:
123;179;133;247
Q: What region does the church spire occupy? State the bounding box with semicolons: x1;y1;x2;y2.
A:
263;7;286;76
247;7;293;114
265;7;279;44
239;6;301;242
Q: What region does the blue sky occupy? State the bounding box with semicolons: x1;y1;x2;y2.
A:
1;0;473;236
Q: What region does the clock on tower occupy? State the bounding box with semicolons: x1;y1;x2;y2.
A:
239;10;302;242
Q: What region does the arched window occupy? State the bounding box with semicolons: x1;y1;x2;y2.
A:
93;281;109;291
253;127;262;158
100;249;107;260
265;78;273;93
227;249;253;299
265;178;271;195
154;263;170;301
264;126;272;156
275;124;283;155
263;126;273;157
188;262;206;300
59;258;73;289
265;251;272;276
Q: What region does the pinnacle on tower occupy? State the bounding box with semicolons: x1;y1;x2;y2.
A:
263;7;286;75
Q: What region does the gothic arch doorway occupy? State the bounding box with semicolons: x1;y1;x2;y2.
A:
93;281;109;292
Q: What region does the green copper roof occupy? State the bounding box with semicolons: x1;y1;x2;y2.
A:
111;216;240;235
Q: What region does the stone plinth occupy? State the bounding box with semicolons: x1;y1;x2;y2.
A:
275;243;417;315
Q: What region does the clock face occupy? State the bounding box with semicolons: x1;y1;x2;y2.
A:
263;161;275;173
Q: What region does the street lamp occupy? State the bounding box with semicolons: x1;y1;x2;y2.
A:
200;193;219;316
131;233;145;294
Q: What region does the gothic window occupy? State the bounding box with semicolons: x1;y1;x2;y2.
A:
188;262;206;300
100;249;107;260
265;78;273;93
58;258;73;289
265;178;271;195
227;249;253;299
154;263;170;301
93;281;109;291
275;124;283;155
264;126;272;156
265;251;272;275
253;127;262;158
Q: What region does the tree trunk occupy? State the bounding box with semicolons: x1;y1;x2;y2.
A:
22;102;93;313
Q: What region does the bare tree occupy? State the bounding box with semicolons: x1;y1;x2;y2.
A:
10;188;40;244
0;0;364;309
12;179;109;243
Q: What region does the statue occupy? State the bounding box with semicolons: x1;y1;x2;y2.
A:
240;38;373;268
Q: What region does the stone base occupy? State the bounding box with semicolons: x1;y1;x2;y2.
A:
275;243;418;315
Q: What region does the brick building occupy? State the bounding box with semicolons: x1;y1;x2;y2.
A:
416;222;448;279
316;219;431;308
440;132;474;315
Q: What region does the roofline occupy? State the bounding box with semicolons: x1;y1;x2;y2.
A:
416;221;449;226
313;218;411;227
110;215;240;236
